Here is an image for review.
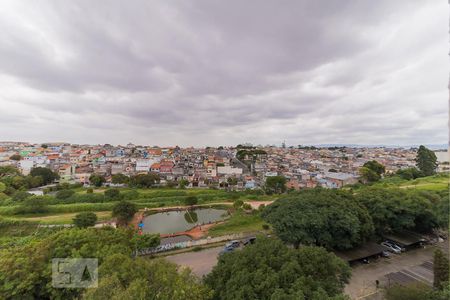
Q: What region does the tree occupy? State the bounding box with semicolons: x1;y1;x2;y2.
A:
131;233;160;251
178;179;189;189
9;154;22;161
129;173;159;188
84;254;211;300
205;237;351;299
12;191;32;202
0;227;137;299
363;160;385;176
416;145;438;176
112;201;137;226
111;173;129;185
15;197;49;214
233;199;244;209
104;188;122;200
0;166;20;177
396;167;423;180
264;176;287;194
56;189;75;200
355;188;440;235
434;249;449;289
262;189;374;249
359;167;381;183
25;175;44;188
73;212;98;228
89;174;106;187
29;167;59;185
183;195;198;206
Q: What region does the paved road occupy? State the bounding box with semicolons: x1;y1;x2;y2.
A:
166;246;222;277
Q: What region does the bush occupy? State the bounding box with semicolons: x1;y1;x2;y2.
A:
262;224;270;230
73;212;97;228
12;191;32;202
55;189;75;200
233;199;244;209
86;188;94;194
104;188;122;200
242;203;252;210
14;197;49;214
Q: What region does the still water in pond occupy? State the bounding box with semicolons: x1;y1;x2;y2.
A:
141;208;228;234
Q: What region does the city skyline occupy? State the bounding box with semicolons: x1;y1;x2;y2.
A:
0;1;448;146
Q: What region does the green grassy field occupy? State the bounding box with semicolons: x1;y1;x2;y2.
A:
10;211;112;225
208;211;268;237
375;174;449;191
0;187;274;226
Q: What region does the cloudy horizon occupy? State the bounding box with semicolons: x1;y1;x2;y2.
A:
0;1;448;147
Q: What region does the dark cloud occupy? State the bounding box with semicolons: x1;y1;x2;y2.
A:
0;0;447;146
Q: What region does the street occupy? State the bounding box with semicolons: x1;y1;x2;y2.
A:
166;246;222;277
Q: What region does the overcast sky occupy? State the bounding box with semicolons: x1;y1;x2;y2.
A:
0;1;448;147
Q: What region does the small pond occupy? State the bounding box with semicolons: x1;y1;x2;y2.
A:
141;208;228;234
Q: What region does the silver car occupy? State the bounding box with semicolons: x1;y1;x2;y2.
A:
381;241;401;254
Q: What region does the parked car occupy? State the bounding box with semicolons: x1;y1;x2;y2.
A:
243;237;256;246
225;240;240;249
381;241;401;254
387;241;406;252
219;247;235;255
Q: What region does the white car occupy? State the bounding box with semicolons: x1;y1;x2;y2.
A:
381;242;401;254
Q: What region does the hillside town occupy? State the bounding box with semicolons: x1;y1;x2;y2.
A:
1;141;445;190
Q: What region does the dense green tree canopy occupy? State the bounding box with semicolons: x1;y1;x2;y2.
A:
355;188;440;234
30;167;59;185
55;189;75;200
433;249;449;290
112;201;138;226
89;174;106;187
15;196;49;214
84;254;211;300
111;173;129;184
416;145;438;176
0;227;169;299
396;167;423;180
359;166;380;183
262;189;374;249
0;227;135;299
363;160;385;176
104;188;122;200
73;212;98;228
205;237;351;300
265;176;287;194
129;173;160;188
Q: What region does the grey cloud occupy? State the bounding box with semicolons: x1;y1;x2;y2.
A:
0;0;447;146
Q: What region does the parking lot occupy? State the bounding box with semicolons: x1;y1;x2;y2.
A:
165;240;447;299
345;242;447;299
